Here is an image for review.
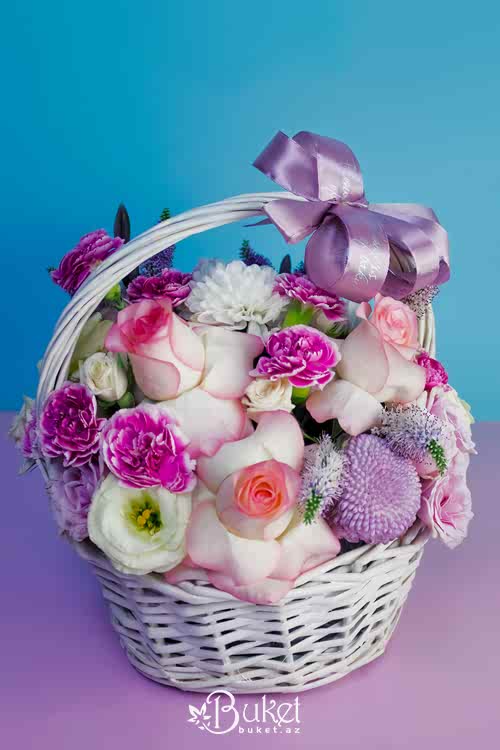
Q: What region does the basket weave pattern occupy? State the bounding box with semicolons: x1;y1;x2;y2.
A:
37;194;435;693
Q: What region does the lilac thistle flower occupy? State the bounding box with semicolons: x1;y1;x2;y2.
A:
39;383;105;467
47;457;102;541
138;246;175;277
51;230;123;295
299;435;346;524
328;434;421;544
239;239;273;268
402;285;439;320
126;269;192;306
415;351;449;390
252;325;340;389
374;404;446;463
101;404;196;492
274;273;346;322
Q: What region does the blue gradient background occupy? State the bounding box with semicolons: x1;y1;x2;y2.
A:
1;1;499;416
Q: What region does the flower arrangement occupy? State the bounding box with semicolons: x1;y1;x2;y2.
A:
12;131;475;608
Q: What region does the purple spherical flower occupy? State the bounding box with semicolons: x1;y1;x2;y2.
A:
126;269;192;306
328;434;421;544
274;273;346;322
252;325;340;389
51;230;123;295
39;383;105;467
47;457;102;541
101;404;196;492
416;351;449;390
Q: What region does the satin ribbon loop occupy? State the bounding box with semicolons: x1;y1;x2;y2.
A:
253;130;450;302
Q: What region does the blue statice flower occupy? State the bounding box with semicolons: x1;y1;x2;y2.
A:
239;239;273;268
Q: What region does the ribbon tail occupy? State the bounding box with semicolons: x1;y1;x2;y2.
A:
263;198;330;244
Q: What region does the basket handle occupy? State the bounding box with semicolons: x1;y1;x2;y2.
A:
36;191;436;406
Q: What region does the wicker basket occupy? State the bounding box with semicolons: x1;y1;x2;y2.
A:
37;192;435;693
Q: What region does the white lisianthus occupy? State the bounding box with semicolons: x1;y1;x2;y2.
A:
70;312;113;374
186;259;288;337
242;378;294;420
88;474;192;575
80;352;128;402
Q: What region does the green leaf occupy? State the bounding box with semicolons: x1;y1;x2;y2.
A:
282;300;315;328
292;386;311;406
118;392;135;409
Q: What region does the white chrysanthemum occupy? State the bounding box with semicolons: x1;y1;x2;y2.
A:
186;259;288;337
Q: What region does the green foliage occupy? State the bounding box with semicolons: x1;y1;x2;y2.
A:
303;491;322;525
427;439;447;476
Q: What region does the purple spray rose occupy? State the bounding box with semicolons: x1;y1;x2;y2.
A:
101;404;196;492
328;434;421;544
415;351;449;390
274;273;346;322
252;325;341;389
39;383;105;467
126;269;192;306
47;457;102;541
51;230;123;295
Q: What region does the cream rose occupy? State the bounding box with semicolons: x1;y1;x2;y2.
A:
88;474;192;575
242;378;294;420
80;352;128;402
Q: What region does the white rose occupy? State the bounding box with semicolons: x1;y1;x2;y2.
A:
80;352;128;402
70;312;113;374
88;474;192;575
242;378;294;421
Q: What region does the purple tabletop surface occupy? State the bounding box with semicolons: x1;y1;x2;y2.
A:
1;413;498;749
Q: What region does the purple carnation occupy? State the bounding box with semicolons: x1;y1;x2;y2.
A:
47;457;102;541
39;383;105;467
51;230;123;295
328;434;421;544
101;404;196;492
252;325;340;389
126;269;192;306
416;351;449;390
274;273;346;322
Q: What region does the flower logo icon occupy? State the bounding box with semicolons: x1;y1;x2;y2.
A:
188;702;211;731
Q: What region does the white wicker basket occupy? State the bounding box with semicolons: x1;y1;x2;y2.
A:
37;193;435;693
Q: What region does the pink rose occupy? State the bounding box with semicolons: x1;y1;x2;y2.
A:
367;293;419;356
106;299;204;401
307;297;426;436
165;412;341;604
418;386;476;456
106;300;264;458
419;452;473;548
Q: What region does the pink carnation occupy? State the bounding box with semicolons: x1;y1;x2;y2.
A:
126;269;192;307
101;404;196;492
274;273;346;321
39;383;105;467
419;452;473;548
47;457;102;541
415;351;449;390
51;230;123;295
252;325;340;389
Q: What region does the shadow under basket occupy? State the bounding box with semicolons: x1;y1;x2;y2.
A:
75;524;427;694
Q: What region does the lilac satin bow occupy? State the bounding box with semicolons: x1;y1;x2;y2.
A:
253;130;450;302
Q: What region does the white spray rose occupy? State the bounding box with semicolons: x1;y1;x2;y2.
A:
242;378;294;420
88;474;192;575
80;352;128;402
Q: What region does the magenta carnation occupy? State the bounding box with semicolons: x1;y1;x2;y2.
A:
329;434;421;544
274;273;346;322
252;325;340;388
39;383;105;467
47;457;102;541
51;230;123;295
126;269;192;306
101;404;196;492
416;351;449;390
